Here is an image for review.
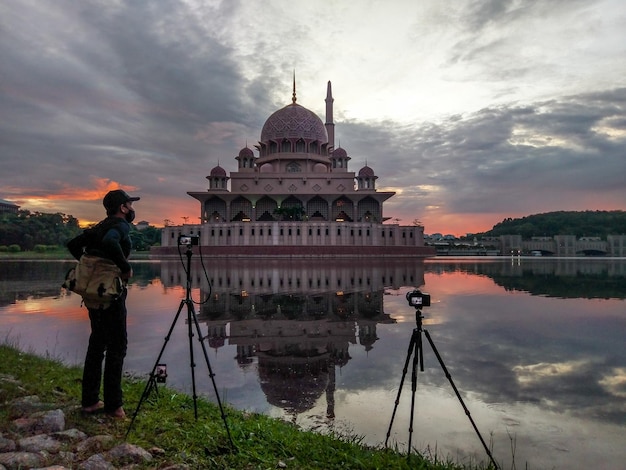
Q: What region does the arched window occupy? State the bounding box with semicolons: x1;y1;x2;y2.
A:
204;198;226;223
358;197;380;222
332;197;353;222
286;161;301;173
296;139;306;152
256;196;277;221
307;196;328;220
281;140;291;152
230;196;252;221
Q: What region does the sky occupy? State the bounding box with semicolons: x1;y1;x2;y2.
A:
1;0;625;236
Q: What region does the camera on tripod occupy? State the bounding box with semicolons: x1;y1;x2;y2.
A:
406;289;431;308
178;234;199;246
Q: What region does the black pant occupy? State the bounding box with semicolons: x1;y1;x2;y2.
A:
81;290;128;412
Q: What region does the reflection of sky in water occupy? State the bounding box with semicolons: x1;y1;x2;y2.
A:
1;259;625;469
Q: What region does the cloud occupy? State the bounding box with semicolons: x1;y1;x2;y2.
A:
1;0;625;233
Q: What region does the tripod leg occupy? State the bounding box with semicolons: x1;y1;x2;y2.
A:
126;299;186;438
189;300;236;451
407;329;422;458
423;330;499;470
185;300;200;420
385;328;418;448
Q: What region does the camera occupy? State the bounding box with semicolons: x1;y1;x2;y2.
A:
406;289;431;308
156;364;168;383
178;235;199;246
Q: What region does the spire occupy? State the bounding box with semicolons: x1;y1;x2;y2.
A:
325;81;334;120
292;70;297;104
325;80;335;149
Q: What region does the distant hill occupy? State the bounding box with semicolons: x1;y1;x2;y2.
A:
476;210;626;239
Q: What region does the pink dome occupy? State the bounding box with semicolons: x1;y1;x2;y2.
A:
238;147;254;158
358;165;375;177
332;147;347;158
261;103;328;143
210;165;227;177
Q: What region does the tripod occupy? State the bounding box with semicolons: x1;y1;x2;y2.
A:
126;246;234;451
385;306;498;469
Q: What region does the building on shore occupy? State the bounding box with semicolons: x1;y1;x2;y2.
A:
155;80;434;258
0;198;19;214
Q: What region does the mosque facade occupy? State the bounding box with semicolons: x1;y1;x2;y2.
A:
157;81;434;257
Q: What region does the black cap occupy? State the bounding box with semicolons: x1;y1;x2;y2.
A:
103;189;140;211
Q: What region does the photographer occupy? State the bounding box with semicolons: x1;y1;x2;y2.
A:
67;189;140;419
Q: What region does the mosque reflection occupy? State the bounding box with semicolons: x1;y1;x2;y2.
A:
160;258;426;418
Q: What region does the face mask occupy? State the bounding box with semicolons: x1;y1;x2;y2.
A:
125;209;136;223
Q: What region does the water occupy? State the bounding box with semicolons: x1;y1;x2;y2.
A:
1;256;625;469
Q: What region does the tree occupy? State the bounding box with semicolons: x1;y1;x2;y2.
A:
0;210;82;250
480;211;626;239
273;206;305;221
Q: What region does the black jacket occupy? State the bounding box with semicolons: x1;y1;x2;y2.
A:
67;216;132;274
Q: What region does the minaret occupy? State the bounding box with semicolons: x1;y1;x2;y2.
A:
325;81;335;150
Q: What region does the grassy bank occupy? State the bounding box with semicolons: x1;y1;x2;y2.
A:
0;344;494;469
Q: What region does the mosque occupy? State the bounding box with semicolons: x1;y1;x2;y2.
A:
157;80;434;257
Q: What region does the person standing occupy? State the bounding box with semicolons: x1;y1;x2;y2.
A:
67;189;140;418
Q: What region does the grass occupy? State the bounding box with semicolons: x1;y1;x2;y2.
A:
0;343;496;469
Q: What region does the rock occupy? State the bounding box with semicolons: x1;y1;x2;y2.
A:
11;416;39;433
18;434;62;453
52;428;88;443
7;396;47;419
0;435;16;452
0;450;46;469
80;453;115;470
149;446;166;456
0;387;163;470
33;410;65;434
75;435;114;456
105;442;153;465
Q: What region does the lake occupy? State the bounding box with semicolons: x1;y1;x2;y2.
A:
1;256;625;469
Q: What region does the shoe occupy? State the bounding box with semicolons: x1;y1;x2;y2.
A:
107;407;126;419
81;401;104;414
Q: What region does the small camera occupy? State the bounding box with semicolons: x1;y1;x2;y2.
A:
178;235;199;246
156;364;168;383
406;289;431;308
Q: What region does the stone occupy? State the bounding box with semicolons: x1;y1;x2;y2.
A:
7;395;46;418
105;442;153;465
80;453;115;470
18;434;62;453
0;450;45;469
0;435;16;452
33;409;65;434
0;386;164;469
75;435;114;456
52;428;88;443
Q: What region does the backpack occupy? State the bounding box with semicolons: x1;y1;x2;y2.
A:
63;255;124;309
63;219;126;309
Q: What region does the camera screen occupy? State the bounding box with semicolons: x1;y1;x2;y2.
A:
178;235;199;246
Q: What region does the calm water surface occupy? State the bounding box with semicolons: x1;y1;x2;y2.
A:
1;257;625;469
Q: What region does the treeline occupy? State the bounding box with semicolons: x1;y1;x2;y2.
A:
0;210;161;252
477;210;626;239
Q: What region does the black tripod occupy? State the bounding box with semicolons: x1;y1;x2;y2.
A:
126;246;234;450
385;299;498;469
